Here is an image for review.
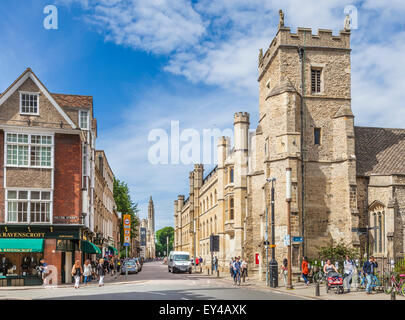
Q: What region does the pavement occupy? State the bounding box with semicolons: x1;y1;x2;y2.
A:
0;262;402;300
202;269;405;300
0;262;306;300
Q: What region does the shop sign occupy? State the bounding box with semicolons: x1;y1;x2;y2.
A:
1;232;45;238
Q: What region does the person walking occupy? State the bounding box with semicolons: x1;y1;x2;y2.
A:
343;255;356;293
301;256;310;285
213;256;218;273
229;257;234;278
39;259;48;286
241;258;248;281
83;260;92;286
71;260;83;289
363;256;378;295
281;258;288;287
109;258;115;277
97;258;106;287
232;257;241;284
323;259;338;274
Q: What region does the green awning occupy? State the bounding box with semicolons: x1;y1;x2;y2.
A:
108;246;118;255
0;239;44;253
81;240;101;254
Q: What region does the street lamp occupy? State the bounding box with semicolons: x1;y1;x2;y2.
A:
266;177;277;288
286;168;293;289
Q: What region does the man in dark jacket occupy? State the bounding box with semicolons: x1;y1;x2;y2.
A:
363;256;378;294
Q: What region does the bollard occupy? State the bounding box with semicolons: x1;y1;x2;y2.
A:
217;270;219;278
200;266;202;273
297;276;300;283
315;282;320;296
243;271;246;283
391;290;396;300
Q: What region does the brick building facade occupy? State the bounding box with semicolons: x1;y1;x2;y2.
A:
0;68;118;285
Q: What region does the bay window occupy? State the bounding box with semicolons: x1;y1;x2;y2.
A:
5;133;53;168
6;190;52;223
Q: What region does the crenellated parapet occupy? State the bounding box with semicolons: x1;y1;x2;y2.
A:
234;112;250;125
259;26;351;81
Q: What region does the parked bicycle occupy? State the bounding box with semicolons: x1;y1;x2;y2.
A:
313;269;325;284
384;274;405;295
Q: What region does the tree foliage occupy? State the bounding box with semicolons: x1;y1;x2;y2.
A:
155;226;174;257
316;242;359;265
113;178;139;250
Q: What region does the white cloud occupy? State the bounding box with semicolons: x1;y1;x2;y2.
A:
59;0;405;227
97;83;256;227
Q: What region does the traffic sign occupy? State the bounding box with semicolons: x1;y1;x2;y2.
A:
284;235;290;246
270;244;276;248
123;215;131;247
292;236;304;243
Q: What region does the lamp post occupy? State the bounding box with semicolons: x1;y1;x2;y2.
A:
193;219;197;273
286;168;293;289
266;177;277;287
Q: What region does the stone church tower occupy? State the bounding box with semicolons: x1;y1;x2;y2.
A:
248;18;356;271
147;196;156;258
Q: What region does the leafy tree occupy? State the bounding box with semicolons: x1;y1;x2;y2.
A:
315;242;359;272
155;226;174;257
113;178;139;251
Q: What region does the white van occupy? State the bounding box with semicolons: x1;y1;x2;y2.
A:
168;251;192;274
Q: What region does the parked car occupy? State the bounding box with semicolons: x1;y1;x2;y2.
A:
121;260;138;274
131;258;142;272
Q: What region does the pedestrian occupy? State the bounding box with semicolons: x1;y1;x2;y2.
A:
38;259;48;286
301;256;310;285
97;259;106;287
343;255;355;293
115;258;120;279
323;259;338;275
213;256;218;273
71;260;83;289
363;256;378;295
109;258;115;277
241;258;248;280
195;257;199;266
232;257;241;284
83;259;92;286
229;257;234;278
199;256;203;265
281;258;288;287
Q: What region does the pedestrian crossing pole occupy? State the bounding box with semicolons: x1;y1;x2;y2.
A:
125;246;128;279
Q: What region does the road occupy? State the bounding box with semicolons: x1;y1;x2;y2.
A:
0;261;308;300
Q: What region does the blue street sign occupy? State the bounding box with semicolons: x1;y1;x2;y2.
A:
124;243;130;247
292;236;304;243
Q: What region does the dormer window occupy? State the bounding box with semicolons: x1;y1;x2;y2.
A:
20;92;39;115
79;110;89;130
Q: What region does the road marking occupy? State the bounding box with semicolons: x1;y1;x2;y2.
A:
181;297;189;300
151;292;166;295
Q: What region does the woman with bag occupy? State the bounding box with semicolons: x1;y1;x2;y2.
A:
96;259;106;287
71;260;83;289
83;260;92;286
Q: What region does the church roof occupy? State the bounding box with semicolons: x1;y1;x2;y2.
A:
355;126;405;176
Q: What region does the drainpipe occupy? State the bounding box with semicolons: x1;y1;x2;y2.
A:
298;44;306;257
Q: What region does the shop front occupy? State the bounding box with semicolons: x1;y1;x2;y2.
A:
0;238;44;286
0;225;98;286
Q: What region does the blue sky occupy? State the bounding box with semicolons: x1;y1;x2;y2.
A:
1;0;404;230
